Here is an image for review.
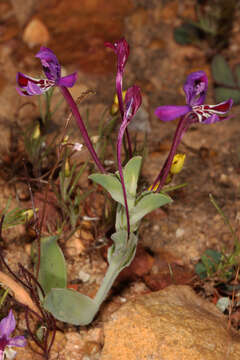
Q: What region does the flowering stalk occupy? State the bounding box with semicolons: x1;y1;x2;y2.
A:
105;39;133;157
150;113;189;191
116;71;133;158
117;120;131;237
16;47;106;174
116;85;142;237
60;86;106;173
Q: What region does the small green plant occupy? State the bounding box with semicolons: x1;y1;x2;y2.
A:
1;199;35;230
211;54;240;104
195;194;240;281
174;0;237;50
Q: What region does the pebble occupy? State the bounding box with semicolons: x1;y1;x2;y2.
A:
23;18;50;47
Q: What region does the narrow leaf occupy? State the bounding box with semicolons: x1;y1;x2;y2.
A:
214;87;240;104
211;55;235;87
235;64;240;88
38;235;67;296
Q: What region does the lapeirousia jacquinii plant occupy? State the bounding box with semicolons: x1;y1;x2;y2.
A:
15;40;233;326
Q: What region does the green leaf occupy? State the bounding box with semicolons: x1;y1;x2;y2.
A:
214;87;240;104
123;156;142;198
205;249;222;264
235;64;240;87
43;288;98;325
174;23;200;45
211;55;236;87
89;173;125;206
195;262;207;279
38;235;67;296
130;192;172;225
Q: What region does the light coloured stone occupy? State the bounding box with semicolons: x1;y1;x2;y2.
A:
23;18;50;48
101;285;240;360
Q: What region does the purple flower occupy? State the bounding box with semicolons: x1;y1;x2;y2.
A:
16;47;77;96
155;71;233;124
0;310;26;360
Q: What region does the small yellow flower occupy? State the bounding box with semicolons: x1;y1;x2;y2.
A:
110;91;127;115
62;135;69;145
32;123;40;140
64;159;71;177
148;153;186;191
22;209;37;221
170;153;186;174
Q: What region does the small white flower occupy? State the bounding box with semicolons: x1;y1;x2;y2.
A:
73;143;83;152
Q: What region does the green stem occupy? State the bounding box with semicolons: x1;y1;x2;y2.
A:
94;260;120;306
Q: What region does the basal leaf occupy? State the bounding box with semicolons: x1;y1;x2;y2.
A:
38;235;67;296
214;87;240;104
211;55;235;87
43;288;98;325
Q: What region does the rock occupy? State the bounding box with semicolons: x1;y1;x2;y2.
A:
66;234;85;257
101;285;240;360
23;18;50;48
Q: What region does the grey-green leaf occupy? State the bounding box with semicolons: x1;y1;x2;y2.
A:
43;288;98;325
123;156;142;198
211;55;235;87
214;87;240;104
235;64;240;88
38;235;67;296
130;192;172;225
89;173;125;206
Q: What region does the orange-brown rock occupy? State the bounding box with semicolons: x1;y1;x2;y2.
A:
101;285;240;360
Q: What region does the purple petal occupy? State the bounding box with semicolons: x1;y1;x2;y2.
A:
0;310;15;338
16;72;54;96
183;71;208;106
155;105;190;121
36;47;61;81
124;85;142;122
57;72;77;87
0;350;3;360
8;335;26;348
192;99;233;123
105;38;129;73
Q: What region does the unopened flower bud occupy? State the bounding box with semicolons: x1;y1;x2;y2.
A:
64;159;71;177
32;123;40;140
22;209;36;221
62;135;69;145
170;153;186;174
110;90;127;115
